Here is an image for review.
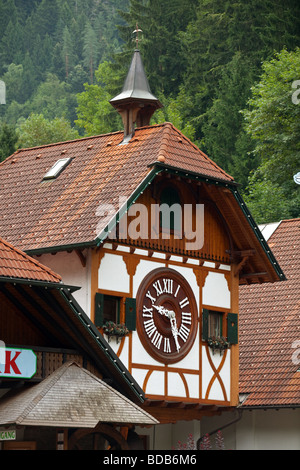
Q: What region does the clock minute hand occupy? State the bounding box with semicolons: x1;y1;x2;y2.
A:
169;313;180;352
153;305;180;352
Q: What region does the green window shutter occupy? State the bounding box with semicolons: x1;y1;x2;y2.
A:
227;313;238;344
125;297;136;331
202;308;209;341
94;293;104;327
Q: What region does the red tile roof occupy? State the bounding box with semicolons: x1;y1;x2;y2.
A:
239;219;300;407
0;236;61;283
0;123;233;252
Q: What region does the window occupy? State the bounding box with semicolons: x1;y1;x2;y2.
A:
159;186;182;233
95;294;120;326
103;295;120;323
202;308;238;344
202;309;224;340
208;311;223;338
43;157;71;180
94;293;136;331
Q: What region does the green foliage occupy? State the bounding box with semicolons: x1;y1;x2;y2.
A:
0;122;18;161
201;52;258;179
83;22;99;83
152;90;196;142
244;174;293;224
0;0;129;128
75;61;122;135
243;48;300;222
30;73;73;120
0;0;299;224
17;113;79;148
118;0;198;96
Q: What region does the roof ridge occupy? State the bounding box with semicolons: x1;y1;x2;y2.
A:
167;123;235;181
280;217;300;224
17;361;77;424
157;122;173;160
0;236;61;282
6;130;125;154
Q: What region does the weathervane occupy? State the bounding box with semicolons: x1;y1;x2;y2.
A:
132;23;143;49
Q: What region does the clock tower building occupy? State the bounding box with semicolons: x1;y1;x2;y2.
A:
0;44;284;447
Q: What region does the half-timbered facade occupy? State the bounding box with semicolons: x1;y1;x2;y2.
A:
0;49;284;447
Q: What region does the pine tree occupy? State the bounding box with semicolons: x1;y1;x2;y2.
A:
62;26;76;78
182;0;300;141
0;122;18;162
118;0;198;96
83;21;100;83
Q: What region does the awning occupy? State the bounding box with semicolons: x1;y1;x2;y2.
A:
0;362;158;428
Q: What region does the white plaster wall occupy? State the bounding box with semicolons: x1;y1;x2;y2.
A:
34;249;91;317
144;370;165;396
236;408;300;450
200;408;300;450
202;271;230;309
98;252;130;293
135;420;202;450
183;373;199;399
131;331;164;367
167;372;187;398
168;336;199;371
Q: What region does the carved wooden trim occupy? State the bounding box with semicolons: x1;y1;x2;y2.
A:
204;345;228;401
122;254;140;277
193;268;209;289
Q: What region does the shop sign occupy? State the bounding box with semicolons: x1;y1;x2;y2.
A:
0;347;37;379
0;428;16;441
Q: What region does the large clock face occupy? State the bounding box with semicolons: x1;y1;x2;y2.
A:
136;268;198;364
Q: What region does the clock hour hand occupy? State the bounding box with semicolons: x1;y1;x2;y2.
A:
153;304;169;318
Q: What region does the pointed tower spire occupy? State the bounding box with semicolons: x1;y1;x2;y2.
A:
110;26;163;142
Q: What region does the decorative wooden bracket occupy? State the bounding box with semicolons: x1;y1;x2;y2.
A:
230;249;256;278
234;256;248;277
75;249;86;267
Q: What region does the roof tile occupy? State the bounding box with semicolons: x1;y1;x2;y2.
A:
0;123;233;252
0;236;61;283
239;219;300;407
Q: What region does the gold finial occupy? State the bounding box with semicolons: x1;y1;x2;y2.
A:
132;23;143;49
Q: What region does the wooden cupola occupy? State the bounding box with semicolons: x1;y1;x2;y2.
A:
110;47;163;142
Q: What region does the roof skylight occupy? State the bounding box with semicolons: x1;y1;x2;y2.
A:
43;157;71;180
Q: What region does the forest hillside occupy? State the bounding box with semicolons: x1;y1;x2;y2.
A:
0;0;299;222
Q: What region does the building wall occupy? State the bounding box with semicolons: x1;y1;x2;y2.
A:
236;408;300;450
34;249;92;317
135;419;202;450
200;408;300;450
96;243;238;406
34;240;238;407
